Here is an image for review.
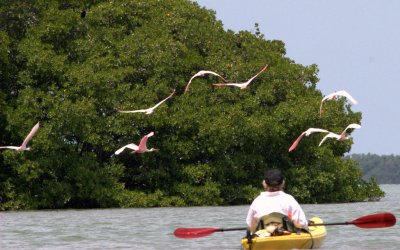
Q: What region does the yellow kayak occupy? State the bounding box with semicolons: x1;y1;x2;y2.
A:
241;217;326;250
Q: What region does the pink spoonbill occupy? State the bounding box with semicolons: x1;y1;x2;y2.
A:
289;128;330;152
319;123;361;146
0;122;40;151
320;90;357;116
213;64;269;89
184;70;227;94
115;132;158;155
118;89;175;115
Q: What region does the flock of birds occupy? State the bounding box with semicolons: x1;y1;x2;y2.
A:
0;64;360;155
288;90;360;152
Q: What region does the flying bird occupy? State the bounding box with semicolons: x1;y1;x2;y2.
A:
288;128;330;152
118;89;175;115
184;70;227;94
213;64;269;89
319;123;361;146
320;90;358;116
0;122;40;151
115;132;158;155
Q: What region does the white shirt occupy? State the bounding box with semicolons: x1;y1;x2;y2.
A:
246;191;308;232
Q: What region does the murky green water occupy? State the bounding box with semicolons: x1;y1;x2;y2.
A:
0;185;398;249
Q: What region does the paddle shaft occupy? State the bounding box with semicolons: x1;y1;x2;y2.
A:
219;227;247;232
312;222;349;226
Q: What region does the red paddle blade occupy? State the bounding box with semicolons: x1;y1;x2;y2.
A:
350;213;396;228
174;228;221;238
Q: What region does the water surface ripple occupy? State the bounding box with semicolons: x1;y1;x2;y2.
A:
0;185;398;249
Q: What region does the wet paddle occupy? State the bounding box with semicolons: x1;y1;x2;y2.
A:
311;212;396;228
174;213;396;238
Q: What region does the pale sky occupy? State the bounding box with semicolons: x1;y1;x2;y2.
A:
195;0;400;155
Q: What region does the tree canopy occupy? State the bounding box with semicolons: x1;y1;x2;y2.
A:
0;0;383;210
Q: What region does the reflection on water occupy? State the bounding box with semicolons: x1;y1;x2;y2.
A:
0;185;398;249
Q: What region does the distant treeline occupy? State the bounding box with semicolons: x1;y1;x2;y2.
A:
347;154;400;184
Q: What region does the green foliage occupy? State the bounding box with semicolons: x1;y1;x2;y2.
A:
175;181;223;206
0;0;384;210
118;189;185;208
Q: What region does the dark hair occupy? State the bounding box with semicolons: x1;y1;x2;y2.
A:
264;169;284;187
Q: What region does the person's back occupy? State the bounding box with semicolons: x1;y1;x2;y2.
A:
246;169;308;233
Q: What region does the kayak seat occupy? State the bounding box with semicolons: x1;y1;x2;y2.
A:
257;212;286;231
257;212;303;234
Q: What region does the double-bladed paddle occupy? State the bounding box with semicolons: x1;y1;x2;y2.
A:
173;212;396;239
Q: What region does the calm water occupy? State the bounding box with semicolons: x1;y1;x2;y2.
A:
0;185;398;249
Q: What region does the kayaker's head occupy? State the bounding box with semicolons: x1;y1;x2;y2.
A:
263;169;285;192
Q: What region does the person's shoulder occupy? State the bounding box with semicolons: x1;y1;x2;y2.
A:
252;192;266;202
284;193;303;206
281;191;297;200
254;192;265;199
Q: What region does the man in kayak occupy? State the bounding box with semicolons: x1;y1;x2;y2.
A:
245;169;309;234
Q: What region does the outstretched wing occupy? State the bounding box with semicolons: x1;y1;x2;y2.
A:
213;64;268;89
289;128;329;152
115;143;139;155
288;132;306;152
213;82;242;88
20;122;40;149
246;64;269;84
305;128;329;136
320;90;357;116
341;123;361;136
151;89;175;110
185;71;226;94
319;92;337;116
117;109;149;114
319;98;328;116
319;132;341;146
184;77;196;94
117;91;176;115
200;70;227;82
138;132;154;150
0;146;21;150
335;90;358;104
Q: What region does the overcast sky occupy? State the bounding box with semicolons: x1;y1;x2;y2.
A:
195;0;400;155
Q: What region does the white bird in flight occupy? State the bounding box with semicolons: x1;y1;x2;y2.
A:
288;128;330;152
115;132;158;155
319;123;361;146
118;89;175;115
0;122;40;151
213;64;269;89
184;70;227;94
320;90;357;116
